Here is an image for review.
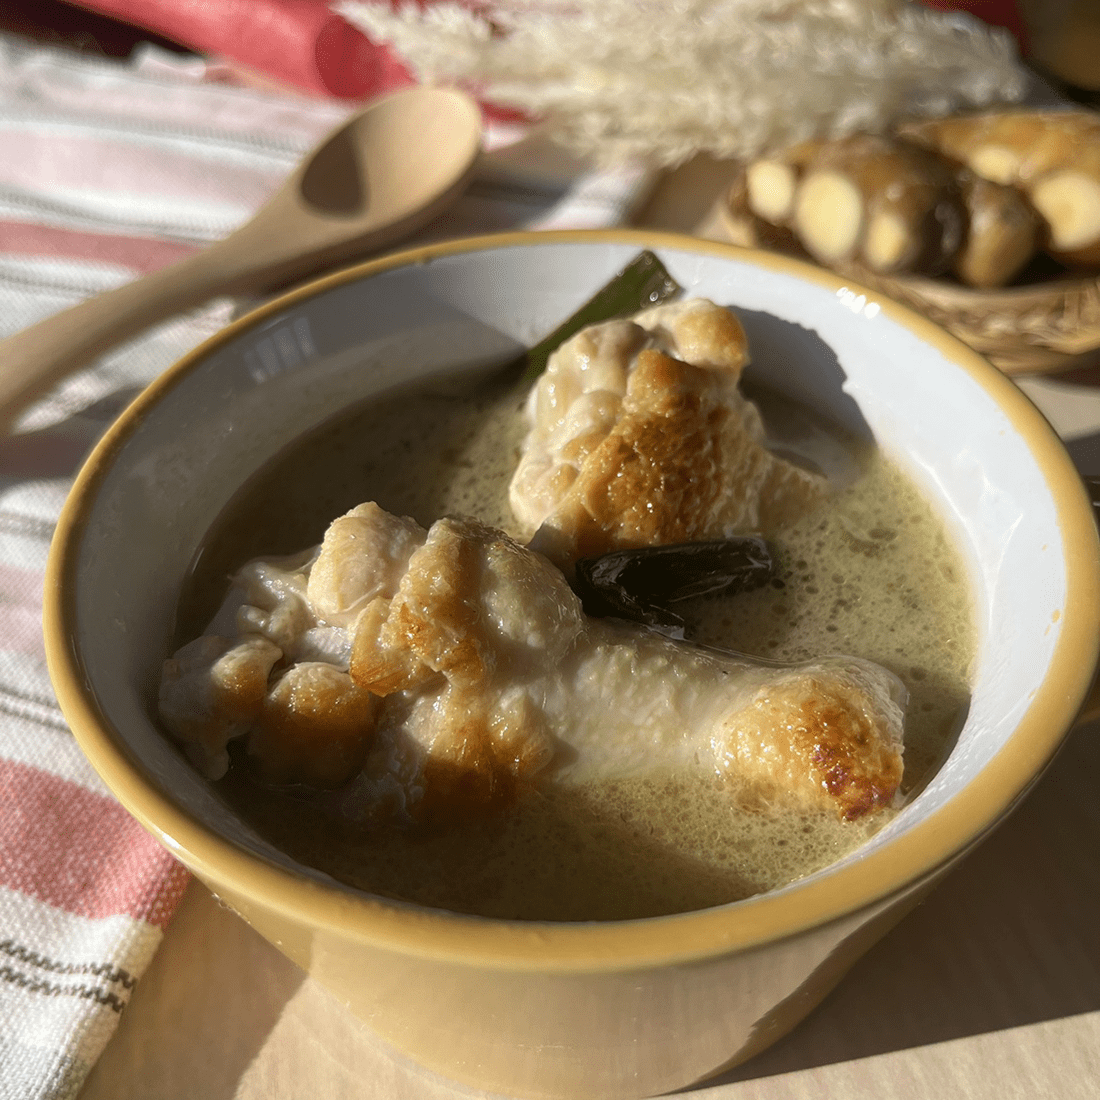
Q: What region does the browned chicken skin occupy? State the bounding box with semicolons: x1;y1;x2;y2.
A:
510;298;829;568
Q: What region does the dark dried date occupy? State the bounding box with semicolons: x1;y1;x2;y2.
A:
572;538;774;634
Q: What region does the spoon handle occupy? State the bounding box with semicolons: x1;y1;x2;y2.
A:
0;221;284;429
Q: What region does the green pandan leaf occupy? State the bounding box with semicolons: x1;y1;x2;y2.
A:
513;249;681;388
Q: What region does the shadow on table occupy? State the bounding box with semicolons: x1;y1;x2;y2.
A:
78;878;308;1099
695;716;1100;1090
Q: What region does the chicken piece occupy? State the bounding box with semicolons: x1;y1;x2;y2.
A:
307;501;424;625
161;503;906;823
345;514;580;821
159;504;419;785
159;634;282;779
249;663;382;788
346;512;905;822
508;299;829;570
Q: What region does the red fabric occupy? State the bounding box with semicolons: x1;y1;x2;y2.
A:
0;222;198;272
69;0;416;99
0;759;190;928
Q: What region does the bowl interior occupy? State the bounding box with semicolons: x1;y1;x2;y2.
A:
52;233;1099;925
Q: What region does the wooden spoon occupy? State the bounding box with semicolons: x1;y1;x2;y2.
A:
0;85;482;428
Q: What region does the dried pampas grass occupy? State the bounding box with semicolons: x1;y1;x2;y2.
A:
336;0;1029;167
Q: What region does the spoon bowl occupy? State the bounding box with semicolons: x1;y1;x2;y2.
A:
288;85;483;255
0;85;482;428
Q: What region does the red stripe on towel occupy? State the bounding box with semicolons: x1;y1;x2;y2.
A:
0;564;47;659
0;758;188;928
0;221;199;273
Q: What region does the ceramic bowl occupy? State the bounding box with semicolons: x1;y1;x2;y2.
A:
44;230;1100;1099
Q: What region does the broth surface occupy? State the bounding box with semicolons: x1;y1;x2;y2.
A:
181;370;975;921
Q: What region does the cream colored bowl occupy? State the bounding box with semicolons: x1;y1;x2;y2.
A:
44;230;1100;1099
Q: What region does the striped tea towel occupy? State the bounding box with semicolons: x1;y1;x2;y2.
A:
0;31;653;1100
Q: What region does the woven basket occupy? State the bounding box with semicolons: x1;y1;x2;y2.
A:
716;178;1100;377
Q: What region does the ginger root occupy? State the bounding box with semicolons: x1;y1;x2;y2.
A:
898;110;1100;187
725;170;808;258
791;134;964;276
1029;148;1100;266
899;109;1100;269
744;139;824;227
735;108;1100;285
953;171;1043;289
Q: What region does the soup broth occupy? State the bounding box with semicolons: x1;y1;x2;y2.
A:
179;370;975;921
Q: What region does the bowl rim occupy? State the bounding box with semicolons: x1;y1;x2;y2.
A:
43;227;1100;970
